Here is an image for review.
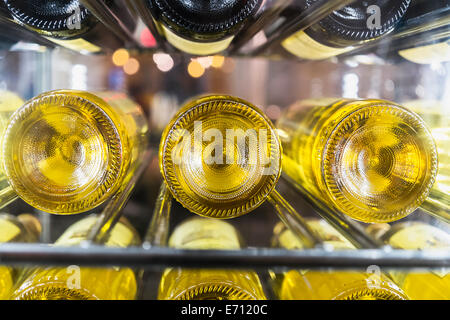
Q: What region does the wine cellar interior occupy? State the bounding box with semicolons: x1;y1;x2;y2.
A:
0;0;448;300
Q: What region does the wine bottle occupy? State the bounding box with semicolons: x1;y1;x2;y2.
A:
404;100;449;219
0;90;24;209
276;98;437;223
0;213;41;299
271;219;408;300
395;0;450;64
159;95;281;219
158;217;266;300
1;90;149;214
377;222;450;299
3;0;133;53
146;0;262;55
280;0;410;60
11;215;140;300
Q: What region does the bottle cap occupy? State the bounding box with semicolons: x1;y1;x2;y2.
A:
160;95;282;218
2;90;123;214
154;0;261;35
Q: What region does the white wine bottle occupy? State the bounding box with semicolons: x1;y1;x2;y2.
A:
276;98;438;223
2;90;149;214
271;219;408;300
0;213;41;299
12;215;140;300
377;222;450;300
158;217;267;300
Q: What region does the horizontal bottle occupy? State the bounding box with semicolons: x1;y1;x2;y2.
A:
276;98;438;223
0;90;25;209
146;0;262;55
377;222;450;299
280;0;411;60
403;100;449;218
0;213;41;299
158;217;267;300
11;215;140;300
395;0;450;64
1;90;149;214
271;219;408;300
3;0;134;53
159;95;281;219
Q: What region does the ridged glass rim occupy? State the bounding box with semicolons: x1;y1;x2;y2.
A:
160;95;282;219
174;281;259;300
14;282;94;300
322;102;438;223
2;91;123;214
335;281;408;300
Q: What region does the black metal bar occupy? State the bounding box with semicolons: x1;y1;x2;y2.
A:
127;0;169;51
228;0;293;55
281;174;383;249
0;243;448;269
80;0;140;47
250;0;356;56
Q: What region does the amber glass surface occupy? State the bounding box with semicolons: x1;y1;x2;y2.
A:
277;99;437;223
12;215;140;300
271;220;408;300
160;95;281;219
380;222;450;299
2;90;148;214
158;217;267;300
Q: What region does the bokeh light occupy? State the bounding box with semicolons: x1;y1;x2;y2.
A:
188;60;205;78
124;58;140;75
112;49;129;67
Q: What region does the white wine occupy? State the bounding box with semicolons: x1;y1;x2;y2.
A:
277;98;438;223
12;215;140;300
0;213;41;299
2;90;149;214
271;220;408;300
158;217;267;300
379;222;450;300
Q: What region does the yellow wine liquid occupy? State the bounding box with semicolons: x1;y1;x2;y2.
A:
404;100;449;217
381;222;450;300
277;99;438;223
160;95;281;219
158;217;267;300
271;220;408;300
12;215;140;300
0;91;25;208
0;213;41;299
2;90;148;214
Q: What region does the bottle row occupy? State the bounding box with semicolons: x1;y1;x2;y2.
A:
0;0;448;64
0;90;447;224
0;213;448;300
